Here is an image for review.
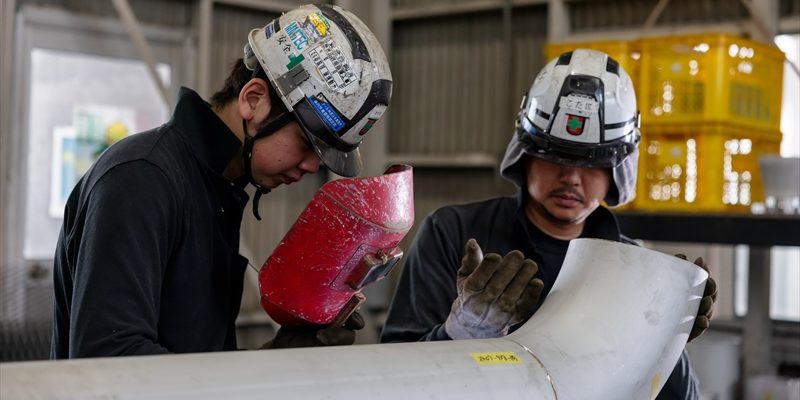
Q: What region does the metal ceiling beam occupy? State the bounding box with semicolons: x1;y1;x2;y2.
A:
547;0;569;41
112;0;174;108
196;0;212;98
640;0;670;36
740;0;778;42
740;0;800;78
0;0;16;321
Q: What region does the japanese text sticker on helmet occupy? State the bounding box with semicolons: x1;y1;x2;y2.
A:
243;4;392;177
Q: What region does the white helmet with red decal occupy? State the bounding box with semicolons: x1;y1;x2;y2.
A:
501;49;641;206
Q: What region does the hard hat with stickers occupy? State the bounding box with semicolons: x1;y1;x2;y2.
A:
516;48;640;168
243;4;392;177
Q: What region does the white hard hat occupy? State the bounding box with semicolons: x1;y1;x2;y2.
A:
243;4;392;177
501;49;641;206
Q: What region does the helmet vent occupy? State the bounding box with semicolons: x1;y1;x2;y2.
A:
535;108;550;121
606;57;620;76
556;51;573;66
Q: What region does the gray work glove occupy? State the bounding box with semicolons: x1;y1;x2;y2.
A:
676;254;718;342
261;312;365;349
444;239;544;340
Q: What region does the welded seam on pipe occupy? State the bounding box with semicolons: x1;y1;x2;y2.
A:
513;341;559;399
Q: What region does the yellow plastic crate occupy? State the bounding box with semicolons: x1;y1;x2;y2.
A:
638;33;784;130
629;122;782;213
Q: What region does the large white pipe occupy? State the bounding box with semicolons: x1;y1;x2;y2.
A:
0;239;707;399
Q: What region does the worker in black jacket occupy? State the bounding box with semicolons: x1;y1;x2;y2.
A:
51;4;393;358
381;49;716;399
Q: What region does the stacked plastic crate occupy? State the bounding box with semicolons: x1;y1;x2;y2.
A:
546;34;785;213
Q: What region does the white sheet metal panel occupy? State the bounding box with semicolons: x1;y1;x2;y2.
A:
1;239;707;400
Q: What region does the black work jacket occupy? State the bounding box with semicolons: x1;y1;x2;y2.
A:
381;193;699;399
51;88;249;358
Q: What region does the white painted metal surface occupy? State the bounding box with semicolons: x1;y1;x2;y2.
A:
509;238;708;399
0;239;707;399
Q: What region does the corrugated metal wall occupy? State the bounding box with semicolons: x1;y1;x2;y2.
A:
391;13;509;156
388;5;547;160
384;5;549;303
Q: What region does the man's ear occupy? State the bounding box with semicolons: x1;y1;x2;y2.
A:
237;78;272;122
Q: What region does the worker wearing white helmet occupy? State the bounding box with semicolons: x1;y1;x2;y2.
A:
501;48;640;207
383;49;716;399
52;4;391;358
239;4;392;219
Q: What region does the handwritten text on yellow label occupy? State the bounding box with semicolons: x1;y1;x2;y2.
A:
470;352;522;365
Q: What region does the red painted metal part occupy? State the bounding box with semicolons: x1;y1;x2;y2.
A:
259;164;414;326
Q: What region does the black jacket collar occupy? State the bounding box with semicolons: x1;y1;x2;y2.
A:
170;87;242;176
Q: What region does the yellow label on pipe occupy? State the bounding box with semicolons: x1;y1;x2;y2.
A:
650;373;663;400
470;352;522;365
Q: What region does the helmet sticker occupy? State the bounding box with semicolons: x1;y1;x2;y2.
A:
279;16;332;71
359;119;377;136
302;12;330;40
286;53;305;70
308;95;346;133
566;114;587;135
264;21;276;39
285;22;310;53
346;104;387;144
274;34;305;70
309;39;357;91
559;95;598;115
273;12;338;76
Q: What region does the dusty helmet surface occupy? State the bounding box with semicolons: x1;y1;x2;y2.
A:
244;4;392;177
501;49;641;206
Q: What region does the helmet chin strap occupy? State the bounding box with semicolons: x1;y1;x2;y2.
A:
241;112;294;220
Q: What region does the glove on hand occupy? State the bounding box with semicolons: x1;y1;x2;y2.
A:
676;254;718;342
261;311;365;349
444;239;544;340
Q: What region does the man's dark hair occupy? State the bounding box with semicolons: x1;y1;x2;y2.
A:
209;58;287;118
